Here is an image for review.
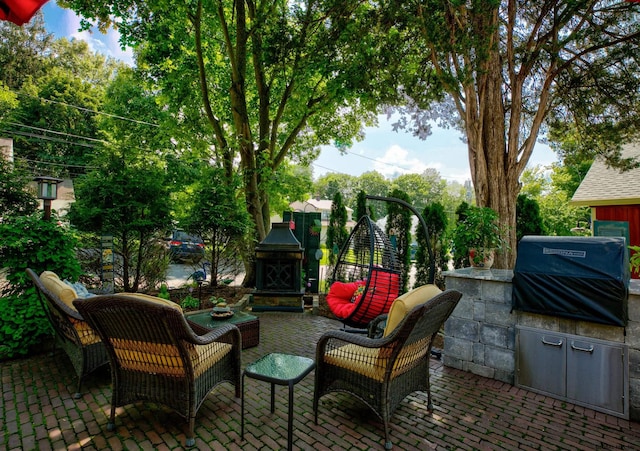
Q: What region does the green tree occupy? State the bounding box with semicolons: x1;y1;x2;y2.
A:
10;68;104;174
384;0;640;268
0;214;81;359
520;165;590;237
314;172;357;208
391;169;446;212
67;70;173;292
0;15;52;90
0;82;19;120
68;158;172;292
415;202;448;289
451;201;470;269
352;171;390;218
0;158;38;219
266;163;314;219
385;188;412;292
4;36;123;177
65;0;394;285
516;194;545;242
326;191;349;267
355;190;370;222
182;167;251;287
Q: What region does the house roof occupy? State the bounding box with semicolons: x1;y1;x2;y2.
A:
571;143;640;206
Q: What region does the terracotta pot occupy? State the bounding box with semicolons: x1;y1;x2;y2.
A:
469;248;495;269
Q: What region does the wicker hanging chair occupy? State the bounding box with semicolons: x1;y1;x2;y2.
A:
326;215;403;329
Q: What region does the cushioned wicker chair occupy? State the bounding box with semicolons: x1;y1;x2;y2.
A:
314;286;463;450
26;268;108;398
74;294;242;447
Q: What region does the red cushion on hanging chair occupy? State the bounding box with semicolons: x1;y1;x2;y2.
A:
326;281;361;319
350;270;401;325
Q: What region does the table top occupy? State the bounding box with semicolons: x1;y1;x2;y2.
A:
186;309;258;328
245;352;315;384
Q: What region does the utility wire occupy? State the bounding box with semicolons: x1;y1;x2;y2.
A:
6;121;108;144
18;157;97;170
1;128;100;149
18;93;160;128
7;93;463;181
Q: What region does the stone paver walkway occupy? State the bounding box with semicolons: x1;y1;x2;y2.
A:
2;311;640;450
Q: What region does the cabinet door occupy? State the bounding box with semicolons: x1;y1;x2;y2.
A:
516;327;566;397
567;339;627;416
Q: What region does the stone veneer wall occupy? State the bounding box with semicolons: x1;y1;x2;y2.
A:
443;268;640;421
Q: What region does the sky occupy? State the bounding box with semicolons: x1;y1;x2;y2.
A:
39;1;559;185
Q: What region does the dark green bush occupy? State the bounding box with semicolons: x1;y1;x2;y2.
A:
0;214;81;359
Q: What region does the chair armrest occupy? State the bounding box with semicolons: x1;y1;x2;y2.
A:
316;328;390;358
185;320;242;348
367;314;388;338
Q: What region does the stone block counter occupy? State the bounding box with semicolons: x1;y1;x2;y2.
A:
443;268;640;421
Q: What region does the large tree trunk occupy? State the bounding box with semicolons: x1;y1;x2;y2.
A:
465;14;519;269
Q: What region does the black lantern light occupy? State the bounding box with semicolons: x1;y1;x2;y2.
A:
34;176;62;220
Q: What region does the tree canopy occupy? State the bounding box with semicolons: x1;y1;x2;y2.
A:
63;0;409;284
383;0;640;267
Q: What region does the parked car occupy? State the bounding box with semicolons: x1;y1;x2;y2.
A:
169;230;205;263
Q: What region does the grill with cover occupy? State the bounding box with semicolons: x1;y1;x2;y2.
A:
512;236;629;326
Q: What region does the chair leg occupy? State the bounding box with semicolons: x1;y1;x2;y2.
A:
313;397;319;424
383;420;392;450
74;377;83;399
185;416;196;447
107;405;116;431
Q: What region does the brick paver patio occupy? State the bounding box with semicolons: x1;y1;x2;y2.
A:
2;311;640;450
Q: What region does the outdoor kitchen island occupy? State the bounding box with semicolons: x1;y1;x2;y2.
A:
443;266;640;421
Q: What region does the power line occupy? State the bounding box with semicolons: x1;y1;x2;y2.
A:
8;93;464;181
315;150;465;182
2;122;173;155
6;121;108;144
0;128;100;149
18;157;97;170
18;93;160;128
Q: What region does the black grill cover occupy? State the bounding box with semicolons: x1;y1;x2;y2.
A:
513;236;629;326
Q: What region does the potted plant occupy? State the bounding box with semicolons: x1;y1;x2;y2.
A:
630;245;640;277
451;206;506;269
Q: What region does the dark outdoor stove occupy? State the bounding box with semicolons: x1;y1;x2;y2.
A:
251;222;304;312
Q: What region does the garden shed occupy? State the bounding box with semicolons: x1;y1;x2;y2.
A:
571;142;640;278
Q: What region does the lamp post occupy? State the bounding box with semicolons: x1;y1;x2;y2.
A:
34;176;63;220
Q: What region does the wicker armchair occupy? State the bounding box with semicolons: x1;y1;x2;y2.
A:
26;268;108;398
74;295;242;447
313;286;463;450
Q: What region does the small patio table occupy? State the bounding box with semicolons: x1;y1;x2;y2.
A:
185;309;259;349
241;352;315;451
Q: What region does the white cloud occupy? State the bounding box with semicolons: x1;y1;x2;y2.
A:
373;145;438;178
59;7;134;66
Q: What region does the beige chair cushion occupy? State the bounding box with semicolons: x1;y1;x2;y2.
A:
383;284;442;337
40;271;78;310
69;317;102;346
111;339;232;377
323;336;432;383
39;271;101;345
115;292;183;313
324;343;386;382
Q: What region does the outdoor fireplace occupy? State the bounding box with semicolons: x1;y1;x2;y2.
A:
252;222;304;312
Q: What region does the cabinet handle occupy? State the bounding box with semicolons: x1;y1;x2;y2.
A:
541;337;563;347
570;342;594;353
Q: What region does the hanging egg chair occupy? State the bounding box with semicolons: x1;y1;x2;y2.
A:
326;215;403;329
